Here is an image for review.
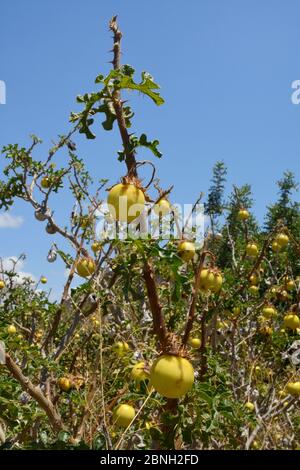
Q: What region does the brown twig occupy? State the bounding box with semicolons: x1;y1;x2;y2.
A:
182;250;209;346
5;354;65;433
143;261;168;350
109;16;137;176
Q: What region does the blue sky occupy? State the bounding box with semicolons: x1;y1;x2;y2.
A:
1;0;300;295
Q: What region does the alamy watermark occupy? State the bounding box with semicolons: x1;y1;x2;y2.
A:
94;201;206;247
0;80;6;105
0;341;5;364
291;80;300;104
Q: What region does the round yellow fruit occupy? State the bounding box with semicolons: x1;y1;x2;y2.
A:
246;243;259;258
107;183;145;223
131;362;148;382
276;233;289;248
0;280;5;289
113;404;135;428
285;280;295;291
232;307;241;316
113;341;130;356
41;176;51;189
249;285;259;295
76;257;96;278
284;314;300;330
58;377;72;392
153;198;171;217
7;325;17;334
177;241;196;262
237;209;249;221
91;242;102;253
249;273;259;286
199;268;223;293
189;337;201;348
244;401;255;412
150;354;194;399
262;306;276;319
285;382;300;396
271;241;281;253
40;276;47;284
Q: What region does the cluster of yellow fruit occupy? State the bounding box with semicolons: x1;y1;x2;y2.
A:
271;233;289;253
113;341;130;356
107;182;173;223
113;354;195;428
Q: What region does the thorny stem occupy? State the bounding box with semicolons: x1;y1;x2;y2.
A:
109;16;137;177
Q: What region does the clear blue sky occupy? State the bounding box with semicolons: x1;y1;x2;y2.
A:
1;0;300;295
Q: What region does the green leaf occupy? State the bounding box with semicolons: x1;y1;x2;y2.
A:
117;71;165;106
139;133;162;158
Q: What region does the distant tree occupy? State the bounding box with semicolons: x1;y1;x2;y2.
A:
205;161;227;234
265;171;300;234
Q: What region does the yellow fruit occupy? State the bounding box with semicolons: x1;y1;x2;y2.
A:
76;257;96;278
107;183;145;223
177;241;195;262
58;377;71;392
131;362;148;382
91;242;102;253
113;341;129;356
245;401;255;412
40;276;47;284
284;314;300;330
278;389;287;399
216;320;229;330
233;307;241;316
285;382;300;396
286;280;295;291
7;325;16;334
254;366;261;372
276;233;289;248
189;337;201;348
280;290;289;301
262;306;276;319
251;440;259;449
271;241;281;253
249;273;259;286
259;325;273;336
113;404;135;428
237;209;249;221
199;268;223;293
0;280;5;289
150;355;194;399
41;176;51;189
249;285;259;295
246;243;259;257
153;198;171;216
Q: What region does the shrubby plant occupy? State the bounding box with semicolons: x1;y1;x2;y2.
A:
0;17;300;450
